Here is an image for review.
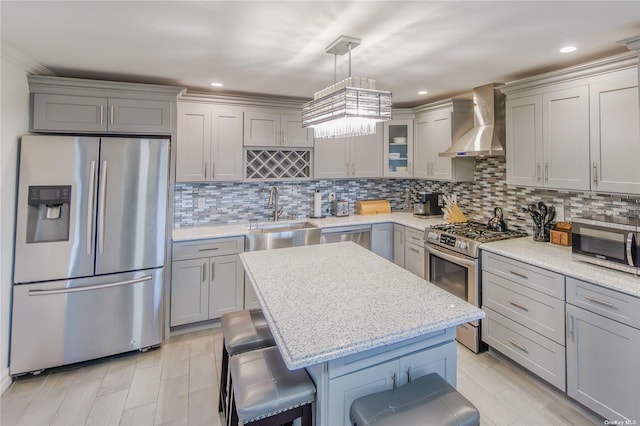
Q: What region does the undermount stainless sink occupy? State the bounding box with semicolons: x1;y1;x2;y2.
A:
245;221;321;251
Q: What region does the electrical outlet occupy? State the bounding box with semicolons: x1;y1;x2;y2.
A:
329;192;336;202
556;205;565;222
197;197;206;209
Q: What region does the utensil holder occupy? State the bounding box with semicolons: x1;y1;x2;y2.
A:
533;221;552;242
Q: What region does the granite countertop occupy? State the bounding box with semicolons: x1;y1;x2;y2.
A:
240;241;485;369
481;237;640;298
172;211;445;242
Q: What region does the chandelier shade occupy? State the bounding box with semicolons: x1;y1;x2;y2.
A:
301;36;392;139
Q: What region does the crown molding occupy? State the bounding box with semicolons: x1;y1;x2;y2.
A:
1;42;53;75
619;35;640;52
499;52;638;95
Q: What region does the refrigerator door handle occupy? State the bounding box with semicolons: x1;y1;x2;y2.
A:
28;275;153;296
98;160;108;254
87;160;96;255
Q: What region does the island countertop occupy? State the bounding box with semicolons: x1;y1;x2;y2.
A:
240;241;485;370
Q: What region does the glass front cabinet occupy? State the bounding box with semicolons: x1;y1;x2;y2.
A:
383;119;413;178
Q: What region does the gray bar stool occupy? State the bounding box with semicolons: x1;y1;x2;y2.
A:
350;373;480;426
228;346;315;426
218;309;276;418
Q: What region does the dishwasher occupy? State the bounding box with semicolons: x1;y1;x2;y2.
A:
320;225;371;249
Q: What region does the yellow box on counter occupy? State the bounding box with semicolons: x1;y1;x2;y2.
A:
355;200;391;215
550;222;572;246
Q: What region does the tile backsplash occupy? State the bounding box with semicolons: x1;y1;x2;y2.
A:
174;157;640;231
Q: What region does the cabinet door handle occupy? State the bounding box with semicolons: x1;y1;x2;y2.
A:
282;128;285;145
544;162;549;183
406;367;412;383
508;270;528;280
100;105;104;125
583;294;614;308
509;300;529;311
391;372;397;389
202;262;207;283
109;104;114;125
592;162;598;185
409;247;421;254
536;163;541;182
211;263;215;281
198;247;219;252
204;163;207;180
507;339;528;353
567;313;575;341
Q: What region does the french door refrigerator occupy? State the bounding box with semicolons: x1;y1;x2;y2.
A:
10;135;169;375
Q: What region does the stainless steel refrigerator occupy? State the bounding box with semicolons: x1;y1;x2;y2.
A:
10;135;169;375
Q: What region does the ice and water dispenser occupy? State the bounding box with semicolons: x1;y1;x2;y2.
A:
26;185;71;243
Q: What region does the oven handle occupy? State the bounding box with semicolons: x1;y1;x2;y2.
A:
626;232;635;268
425;244;476;268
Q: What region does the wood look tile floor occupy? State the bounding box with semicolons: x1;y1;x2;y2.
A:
1;327;604;426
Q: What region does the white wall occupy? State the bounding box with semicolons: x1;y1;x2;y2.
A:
0;48;31;393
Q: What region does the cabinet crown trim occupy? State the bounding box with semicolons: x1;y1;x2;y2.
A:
28;75;183;100
499;52;638;95
179;90;308;109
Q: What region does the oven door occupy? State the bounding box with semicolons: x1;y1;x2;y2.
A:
425;244;482;352
425;244;479;307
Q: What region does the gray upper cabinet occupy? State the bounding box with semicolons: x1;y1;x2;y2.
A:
502;54;639;193
107;98;172;134
28;75;181;135
589;74;640;194
243;109;313;147
314;125;383;179
413;100;474;182
33;94;171;134
176;102;244;182
32;94;107;132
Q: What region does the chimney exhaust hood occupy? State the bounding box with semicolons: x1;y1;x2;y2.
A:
439;83;505;158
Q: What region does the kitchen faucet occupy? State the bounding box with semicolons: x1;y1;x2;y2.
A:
268;186;283;221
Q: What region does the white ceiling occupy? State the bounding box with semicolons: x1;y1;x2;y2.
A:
2;1;639;107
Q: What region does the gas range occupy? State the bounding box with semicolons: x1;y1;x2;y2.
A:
424;221;528;258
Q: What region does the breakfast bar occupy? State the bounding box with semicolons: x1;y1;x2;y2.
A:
240;241;485;425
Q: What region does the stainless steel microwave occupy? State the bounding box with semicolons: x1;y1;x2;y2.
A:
572;215;639;275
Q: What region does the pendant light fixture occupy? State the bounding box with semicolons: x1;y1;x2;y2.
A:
301;35;392;138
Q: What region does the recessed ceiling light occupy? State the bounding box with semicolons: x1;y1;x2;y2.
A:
210;82;224;87
417;90;428;95
559;46;577;53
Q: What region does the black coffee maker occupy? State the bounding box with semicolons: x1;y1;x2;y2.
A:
413;192;443;218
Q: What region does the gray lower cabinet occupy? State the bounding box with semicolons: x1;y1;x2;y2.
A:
171;237;244;327
323;338;457;425
393;224;405;267
371;223;393;261
566;278;640;422
481;251;566;390
32;93;172;134
404;227;425;278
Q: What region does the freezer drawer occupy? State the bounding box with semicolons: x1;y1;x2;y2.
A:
10;268;163;376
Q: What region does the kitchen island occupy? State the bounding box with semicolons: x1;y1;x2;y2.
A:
240;241;484;425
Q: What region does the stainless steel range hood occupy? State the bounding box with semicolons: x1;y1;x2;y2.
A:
439;83;505;158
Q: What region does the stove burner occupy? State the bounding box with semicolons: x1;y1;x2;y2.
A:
430;221;528;243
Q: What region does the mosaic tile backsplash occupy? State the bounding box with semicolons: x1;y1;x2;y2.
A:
174;157;640;233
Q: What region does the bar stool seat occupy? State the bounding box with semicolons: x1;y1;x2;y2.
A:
350;373;480;426
218;309;275;417
222;309;275;354
229;346;315;425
